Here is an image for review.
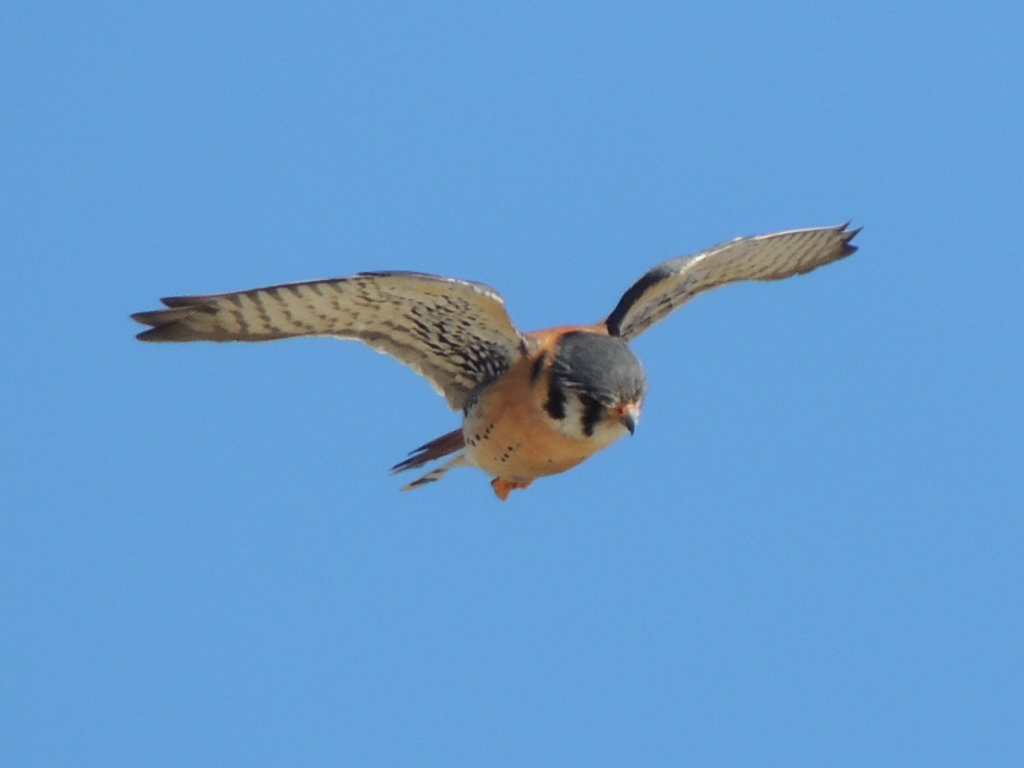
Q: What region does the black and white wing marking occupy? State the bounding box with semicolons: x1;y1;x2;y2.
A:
604;223;859;341
131;271;526;410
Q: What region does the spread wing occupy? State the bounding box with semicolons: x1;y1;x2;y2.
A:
604;223;859;341
131;271;526;410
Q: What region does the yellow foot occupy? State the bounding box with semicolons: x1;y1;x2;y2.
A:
490;477;533;501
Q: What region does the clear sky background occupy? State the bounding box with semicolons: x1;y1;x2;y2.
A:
3;2;1022;765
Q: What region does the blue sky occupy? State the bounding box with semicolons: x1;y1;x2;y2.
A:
3;2;1022;765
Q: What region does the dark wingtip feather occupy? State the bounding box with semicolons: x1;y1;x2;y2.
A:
132;311;193;342
160;295;218;309
133;322;205;342
134;328;166;342
839;223;862;257
131;298;218;342
131;309;172;342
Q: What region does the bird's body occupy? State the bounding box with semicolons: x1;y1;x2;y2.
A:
460;325;643;498
132;223;858;499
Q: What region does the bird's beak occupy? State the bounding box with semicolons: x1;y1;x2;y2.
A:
617;402;640;436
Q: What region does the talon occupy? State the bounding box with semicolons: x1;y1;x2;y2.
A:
490;477;533;500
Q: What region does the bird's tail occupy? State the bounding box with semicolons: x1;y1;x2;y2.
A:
391;428;467;491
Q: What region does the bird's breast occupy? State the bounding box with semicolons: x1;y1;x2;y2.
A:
461;349;623;482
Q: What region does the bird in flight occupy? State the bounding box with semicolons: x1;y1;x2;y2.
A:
132;223;858;499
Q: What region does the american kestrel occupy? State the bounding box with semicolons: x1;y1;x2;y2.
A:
132;223;858;499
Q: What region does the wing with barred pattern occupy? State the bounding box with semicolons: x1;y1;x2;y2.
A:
605;223;859;341
132;271;526;410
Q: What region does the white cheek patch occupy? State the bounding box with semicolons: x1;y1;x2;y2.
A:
544;392;629;449
559;395;588;438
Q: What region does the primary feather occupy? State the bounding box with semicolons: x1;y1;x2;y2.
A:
132;272;526;410
605;223;859;340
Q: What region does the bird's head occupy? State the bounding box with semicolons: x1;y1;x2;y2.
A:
544;331;647;444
